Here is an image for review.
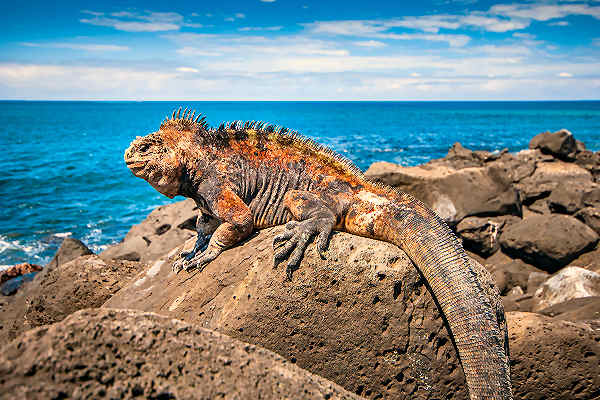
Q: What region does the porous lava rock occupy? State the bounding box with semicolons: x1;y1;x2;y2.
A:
105;227;501;400
507;312;600;400
0;308;359;400
0;255;144;347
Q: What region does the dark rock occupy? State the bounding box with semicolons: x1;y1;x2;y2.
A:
0;263;43;284
529;129;577;160
531;266;600;311
516;161;592;204
548;185;600;215
487;260;544;295
508;312;600;399
46;237;93;271
100;199;197;263
0;308;359;400
537;296;600;322
0;272;38;296
527;199;550;215
575;139;586;153
365;162;521;225
104;227;505;400
456;216;520;257
574;150;600;180
501;293;534;313
575;207;600;235
0;255;145;347
499;214;599;272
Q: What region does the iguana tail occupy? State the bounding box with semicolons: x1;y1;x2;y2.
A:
345;190;512;400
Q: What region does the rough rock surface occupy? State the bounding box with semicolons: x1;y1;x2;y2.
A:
516;161;592;203
507;312;600;400
531;267;600;311
568;245;600;273
45;237;93;271
487;259;543;295
575;207;600;235
0;308;359;400
105;227;482;400
456;216;519;257
101;199;197;263
529;129;577;160
499;214;599;272
0;255;145;347
537;296;600;322
0;263;42;284
365;162;521;225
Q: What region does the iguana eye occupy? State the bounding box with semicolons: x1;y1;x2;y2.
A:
139;143;151;152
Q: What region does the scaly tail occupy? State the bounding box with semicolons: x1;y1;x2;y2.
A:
345;189;512;400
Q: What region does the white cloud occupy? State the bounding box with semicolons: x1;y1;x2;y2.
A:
238;26;283;31
21;42;129;52
558;72;573;77
549;20;570;26
490;3;600;21
512;32;536;39
80;10;200;32
176;67;199;73
353;40;386;47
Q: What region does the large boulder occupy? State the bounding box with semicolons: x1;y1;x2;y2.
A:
507;312;600;399
516;161;592;203
548;186;600;215
499;214;599;272
0;255;145;347
101;199;197;263
529;129;577;160
487;260;544;296
0;308;359;400
104;227;503;400
531;267;600;312
365;162;521;225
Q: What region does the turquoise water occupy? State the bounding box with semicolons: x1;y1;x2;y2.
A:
1;101;599;266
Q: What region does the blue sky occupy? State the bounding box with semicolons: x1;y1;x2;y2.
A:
1;0;599;100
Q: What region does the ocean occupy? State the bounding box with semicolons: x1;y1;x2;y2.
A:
1;101;599;267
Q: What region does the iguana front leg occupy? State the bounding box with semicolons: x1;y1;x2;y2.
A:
273;190;338;279
178;210;221;262
173;189;253;274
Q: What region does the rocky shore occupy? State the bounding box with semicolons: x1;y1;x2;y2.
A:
1;129;599;399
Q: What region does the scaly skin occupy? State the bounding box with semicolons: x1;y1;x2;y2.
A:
124;108;513;400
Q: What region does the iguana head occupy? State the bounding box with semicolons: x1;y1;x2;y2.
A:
124;108;207;198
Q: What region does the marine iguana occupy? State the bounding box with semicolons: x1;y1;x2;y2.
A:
124;108;512;400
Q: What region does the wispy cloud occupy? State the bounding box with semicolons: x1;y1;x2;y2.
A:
21;42;129;52
353;40;386;48
225;13;246;22
490;2;600;21
80;10;200;32
238;26;283;31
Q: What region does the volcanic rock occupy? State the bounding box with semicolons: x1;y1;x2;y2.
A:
104;227;506;400
100;199;197;263
0;255;145;347
508;312;600;399
516;161;592;204
45;237;93;271
499;214;599;272
529;129;577;160
0;308;359;400
365;162;520;225
0;263;42;285
575;206;600;235
537;296;600;322
531;266;600;311
456;216;519;257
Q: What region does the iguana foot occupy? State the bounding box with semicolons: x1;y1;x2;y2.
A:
272;218;332;280
172;246;221;274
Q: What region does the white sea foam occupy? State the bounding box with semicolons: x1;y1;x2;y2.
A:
53;232;73;238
